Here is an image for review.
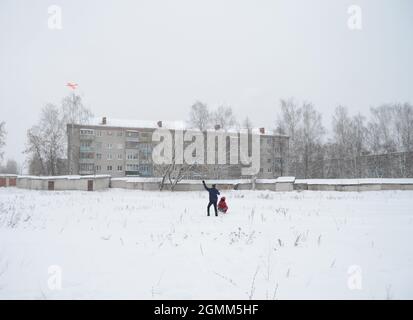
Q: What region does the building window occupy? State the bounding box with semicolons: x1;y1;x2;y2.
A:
107;165;113;171
117;165;123;171
268;168;272;172
117;154;122;160
80;141;92;148
126;164;139;171
80;129;94;135
107;154;113;160
127;153;138;160
139;143;152;161
96;165;101;171
107;131;113;136
80;163;94;171
107;143;113;149
96;153;102;160
126;131;139;138
95;142;102;149
117;131;123;137
125;141;139;149
138;164;152;175
96;131;102;137
140;132;150;140
267;158;272;163
80;152;94;159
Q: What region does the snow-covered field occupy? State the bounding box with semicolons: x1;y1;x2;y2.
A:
1;187;413;299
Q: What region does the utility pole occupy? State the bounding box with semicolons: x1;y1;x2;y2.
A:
66;82;78;175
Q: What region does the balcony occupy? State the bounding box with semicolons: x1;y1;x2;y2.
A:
125;141;139;149
80;146;94;152
80;128;95;136
125;130;140;141
79;170;95;175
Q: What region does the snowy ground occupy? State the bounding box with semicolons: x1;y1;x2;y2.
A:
0;187;413;299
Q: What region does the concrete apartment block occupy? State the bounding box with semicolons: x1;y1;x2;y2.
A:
67;117;289;179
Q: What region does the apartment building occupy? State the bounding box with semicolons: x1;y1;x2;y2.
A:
67;117;289;179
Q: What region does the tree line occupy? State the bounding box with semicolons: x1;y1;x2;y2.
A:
1;97;412;178
274;99;413;178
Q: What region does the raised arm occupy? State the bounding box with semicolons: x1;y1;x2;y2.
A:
202;180;210;191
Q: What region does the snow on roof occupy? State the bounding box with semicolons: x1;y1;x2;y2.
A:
18;175;111;180
277;176;296;183
255;179;276;184
255;177;295;184
201;127;286;136
84;117;286;136
88;117;186;130
111;177;252;184
295;178;413;185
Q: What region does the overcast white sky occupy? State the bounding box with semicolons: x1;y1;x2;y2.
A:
1;0;412;167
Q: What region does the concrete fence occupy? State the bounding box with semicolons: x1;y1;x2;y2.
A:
16;175;110;191
4;174;413;192
109;177;284;191
111;176;413;192
294;178;413;191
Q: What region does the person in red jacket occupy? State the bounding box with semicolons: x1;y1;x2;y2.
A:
218;196;228;213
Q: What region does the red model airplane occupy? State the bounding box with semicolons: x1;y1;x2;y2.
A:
66;82;78;90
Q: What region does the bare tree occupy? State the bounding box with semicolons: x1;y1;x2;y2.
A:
61;92;93;173
330;106;353;177
276;98;302;139
25;104;66;175
27;154;44;176
242;116;253;130
0;159;18;174
276;99;325;178
366;104;397;154
187;101;211;131
329;106;368;177
155;141;203;191
393;102;413;152
299;102;325;178
348;113;368;176
276;99;303;176
0;121;6;162
61;92;93;127
212;105;238;130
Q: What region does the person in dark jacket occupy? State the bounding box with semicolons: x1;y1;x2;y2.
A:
202;180;220;216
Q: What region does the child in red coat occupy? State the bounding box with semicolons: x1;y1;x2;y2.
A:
218;196;228;213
